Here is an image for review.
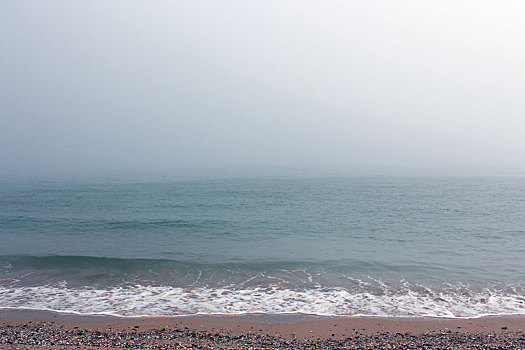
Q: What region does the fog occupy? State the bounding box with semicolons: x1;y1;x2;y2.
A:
2;1;525;179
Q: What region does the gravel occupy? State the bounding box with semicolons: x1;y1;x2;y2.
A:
2;321;525;349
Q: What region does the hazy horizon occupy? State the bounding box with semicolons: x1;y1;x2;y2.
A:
2;1;525;179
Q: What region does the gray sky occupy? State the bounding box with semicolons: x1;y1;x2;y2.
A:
1;0;525;178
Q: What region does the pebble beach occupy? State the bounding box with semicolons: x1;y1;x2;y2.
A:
2;310;525;349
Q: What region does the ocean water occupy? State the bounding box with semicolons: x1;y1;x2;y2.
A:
1;177;525;318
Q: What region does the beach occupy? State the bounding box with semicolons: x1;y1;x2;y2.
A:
3;0;525;345
2;309;525;349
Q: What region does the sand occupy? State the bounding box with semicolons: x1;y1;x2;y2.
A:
1;309;525;349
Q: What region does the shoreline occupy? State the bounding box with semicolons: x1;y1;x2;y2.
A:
2;309;525;349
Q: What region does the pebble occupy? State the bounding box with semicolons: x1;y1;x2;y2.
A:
1;323;525;349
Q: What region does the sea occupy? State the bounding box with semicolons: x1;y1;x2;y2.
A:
1;176;524;318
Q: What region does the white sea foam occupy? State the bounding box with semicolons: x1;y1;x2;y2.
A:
1;285;524;318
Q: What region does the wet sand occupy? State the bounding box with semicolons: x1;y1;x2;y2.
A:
1;309;525;349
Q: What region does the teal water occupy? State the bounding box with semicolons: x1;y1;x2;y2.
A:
1;177;524;317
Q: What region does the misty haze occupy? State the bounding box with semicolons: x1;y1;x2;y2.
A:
1;1;525;178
